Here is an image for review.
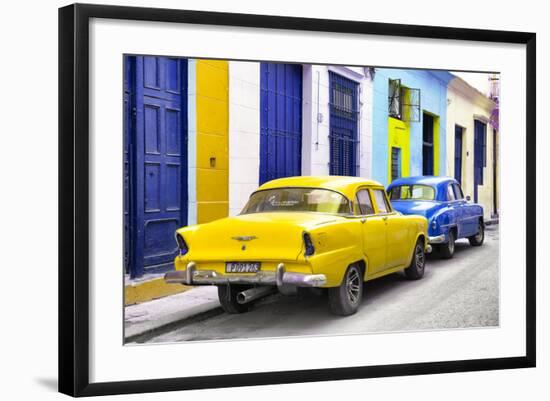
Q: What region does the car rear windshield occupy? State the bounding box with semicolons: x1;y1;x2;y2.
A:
241;188;351;215
389;184;436;201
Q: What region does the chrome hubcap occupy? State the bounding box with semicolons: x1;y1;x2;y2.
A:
448;236;455;254
475;224;483;242
346;268;361;304
415;245;424;269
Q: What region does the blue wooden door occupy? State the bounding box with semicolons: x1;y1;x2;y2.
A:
259;63;303;185
329;72;359;176
124;56;188;278
474;120;486;203
454;125;463;184
124;57;134;274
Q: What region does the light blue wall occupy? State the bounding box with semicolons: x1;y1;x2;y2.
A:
372;68;453;185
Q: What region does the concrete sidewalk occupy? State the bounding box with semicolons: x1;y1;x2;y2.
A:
124;286;221;342
124;272;190;306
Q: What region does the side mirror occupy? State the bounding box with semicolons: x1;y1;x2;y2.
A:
466;195;471;202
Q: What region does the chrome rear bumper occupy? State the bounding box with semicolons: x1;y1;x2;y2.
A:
428;234;446;244
164;262;327;288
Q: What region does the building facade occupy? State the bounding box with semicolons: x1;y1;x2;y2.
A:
123;56;500;301
227;62;375;216
445;76;499;220
372;68;453;185
124;56;375;280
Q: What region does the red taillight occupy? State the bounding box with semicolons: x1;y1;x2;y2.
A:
303;232;315;256
175;233;188;255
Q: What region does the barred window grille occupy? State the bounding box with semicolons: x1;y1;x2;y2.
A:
403;87;421;122
389;79;402;119
388;79;421;122
329;72;359;177
391;147;401;182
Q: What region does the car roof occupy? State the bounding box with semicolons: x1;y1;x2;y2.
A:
257;176;384;199
387;176;458;202
388;175;457;188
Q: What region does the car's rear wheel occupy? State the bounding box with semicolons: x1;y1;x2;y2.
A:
328;264;363;316
404;239;426;280
439;229;455;259
217;284;252;314
468;221;485;246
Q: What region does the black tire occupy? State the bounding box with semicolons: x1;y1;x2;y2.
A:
404;239;426;280
439;229;455;259
328;264;364;316
217;284;251;314
468;221;485;246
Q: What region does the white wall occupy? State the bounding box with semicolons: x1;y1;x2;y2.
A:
302;65;373;177
187;60;198;225
358;68;374;179
446;78;498;219
304;65;331;175
228;61;261;215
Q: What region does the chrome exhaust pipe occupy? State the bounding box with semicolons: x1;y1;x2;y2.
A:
236;286;276;304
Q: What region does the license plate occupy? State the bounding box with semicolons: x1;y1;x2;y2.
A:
225;262;260;273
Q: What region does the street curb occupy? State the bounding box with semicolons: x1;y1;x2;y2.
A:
125;278;191;306
124;287;222;343
125;290;301;343
125;291;288;343
125;305;225;344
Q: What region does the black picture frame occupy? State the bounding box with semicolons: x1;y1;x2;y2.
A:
59;3;536;397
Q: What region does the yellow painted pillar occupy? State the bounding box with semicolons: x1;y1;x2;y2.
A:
195;60;229;223
387;117;410;184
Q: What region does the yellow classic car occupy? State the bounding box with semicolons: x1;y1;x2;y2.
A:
165;176;429;316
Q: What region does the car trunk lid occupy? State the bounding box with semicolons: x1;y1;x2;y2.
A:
185;212;343;262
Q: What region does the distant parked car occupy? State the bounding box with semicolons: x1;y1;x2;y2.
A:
387;176;484;259
165;176;429;316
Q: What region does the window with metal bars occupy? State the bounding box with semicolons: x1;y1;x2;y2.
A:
329;72;359;176
388;79;421;122
389;79;402;119
391;147;401;182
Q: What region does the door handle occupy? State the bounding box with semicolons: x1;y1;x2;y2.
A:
382;216;389;221
360;218;366;224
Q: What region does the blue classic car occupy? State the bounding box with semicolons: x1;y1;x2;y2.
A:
387;176;484;258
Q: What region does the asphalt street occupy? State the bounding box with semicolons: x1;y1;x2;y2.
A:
133;225;499;343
